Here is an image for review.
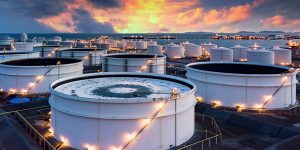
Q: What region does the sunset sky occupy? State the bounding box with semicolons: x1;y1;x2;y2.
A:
0;0;299;33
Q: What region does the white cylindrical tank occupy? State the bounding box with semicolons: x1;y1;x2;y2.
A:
59;48;106;66
186;62;297;109
248;43;262;50
0;51;40;62
0;35;14;47
165;44;185;59
247;49;274;64
201;42;217;55
231;45;248;61
147;45;163;56
33;45;66;57
12;42;43;51
117;40;126;49
48;36;62;46
184;44;202;57
108;40;117;48
269;46;292;65
60;40;75;48
135;41;147;49
210;47;233;62
0;58;83;94
49;72;196;150
125;41;136;49
147;40;157;46
94;43;110;50
102;53;166;74
76;41;92;48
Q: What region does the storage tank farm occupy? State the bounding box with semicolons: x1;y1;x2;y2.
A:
186;62;297;109
102;53;166;74
49;72;196;150
59;48;106;66
0;58;83;94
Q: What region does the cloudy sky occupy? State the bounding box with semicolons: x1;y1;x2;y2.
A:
0;0;299;33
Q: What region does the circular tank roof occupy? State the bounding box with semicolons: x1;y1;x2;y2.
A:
51;73;195;103
1;58;82;66
187;62;289;74
0;51;37;55
104;53;164;58
61;48;104;51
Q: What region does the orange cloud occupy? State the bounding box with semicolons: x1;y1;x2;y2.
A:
36;12;75;32
225;4;251;24
35;0;263;33
260;15;300;27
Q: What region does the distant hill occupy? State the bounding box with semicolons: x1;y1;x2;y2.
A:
258;31;285;34
237;31;256;34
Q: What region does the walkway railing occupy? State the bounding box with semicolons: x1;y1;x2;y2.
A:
0;107;58;150
176;113;222;150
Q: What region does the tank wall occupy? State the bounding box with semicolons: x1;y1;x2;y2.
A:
102;57;166;74
186;68;297;108
60;50;106;66
50;90;195;150
0;52;40;62
13;43;43;51
166;47;185;59
0;62;83;93
33;47;62;57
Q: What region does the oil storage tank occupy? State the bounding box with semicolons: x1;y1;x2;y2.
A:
0;58;83;94
59;48;106;66
102;53;166;74
201;42;217;55
269;46;291;65
147;45;163;56
184;43;202;57
247;49;274;64
135;41;147;49
210;47;233;62
0;51;40;62
49;72;196;150
186;62;297;109
165;44;185;59
12;42;43;51
33;45;66;57
231;45;248;61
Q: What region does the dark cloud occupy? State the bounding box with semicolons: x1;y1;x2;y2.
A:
199;0;253;9
0;0;70;18
87;0;123;9
253;0;300;18
72;9;115;33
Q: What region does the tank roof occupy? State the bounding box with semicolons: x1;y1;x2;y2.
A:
187;62;289;74
0;51;37;55
60;48;104;51
104;53;164;58
51;73;195;103
1;58;81;66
